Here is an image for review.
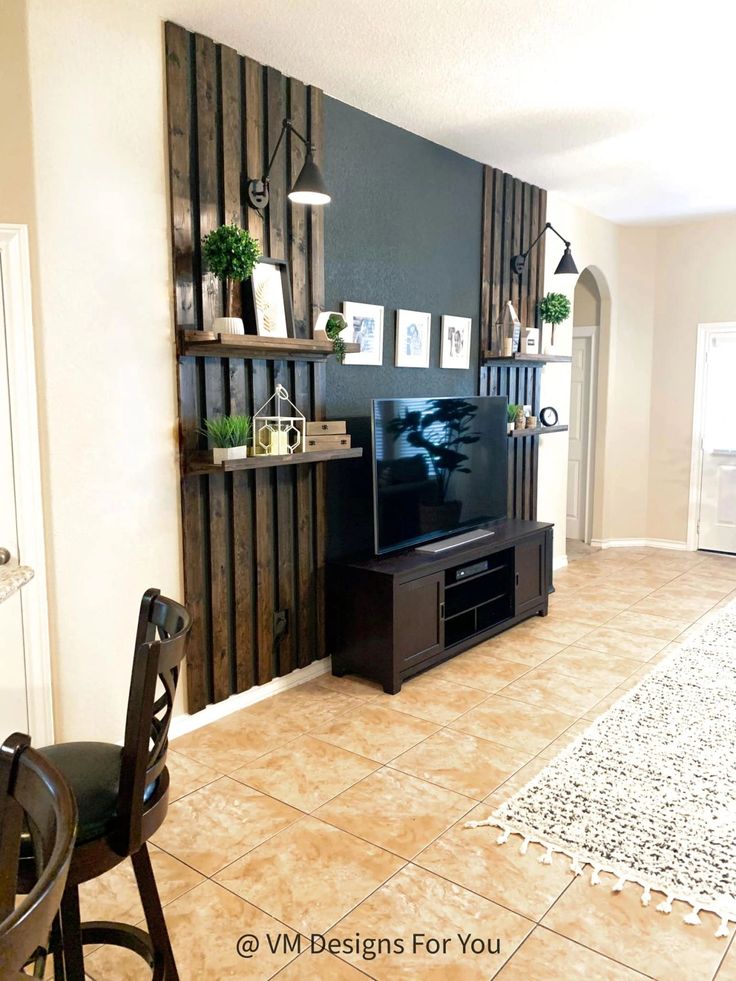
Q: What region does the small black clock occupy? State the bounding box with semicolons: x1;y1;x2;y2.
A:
539;406;559;427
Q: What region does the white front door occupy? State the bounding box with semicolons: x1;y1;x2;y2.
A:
567;334;592;541
0;253;30;733
698;327;736;554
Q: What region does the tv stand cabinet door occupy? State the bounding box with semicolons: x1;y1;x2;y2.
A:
395;573;444;669
514;535;547;615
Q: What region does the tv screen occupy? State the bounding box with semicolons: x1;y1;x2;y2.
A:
372;396;508;554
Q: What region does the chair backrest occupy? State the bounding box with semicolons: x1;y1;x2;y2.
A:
0;733;77;975
116;588;192;854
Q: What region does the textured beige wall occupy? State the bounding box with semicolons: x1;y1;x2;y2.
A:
647;214;736;543
24;0;183;741
573;268;601;327
0;1;35;225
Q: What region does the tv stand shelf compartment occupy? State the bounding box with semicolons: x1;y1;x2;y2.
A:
328;519;553;693
178;330;360;362
184;447;363;476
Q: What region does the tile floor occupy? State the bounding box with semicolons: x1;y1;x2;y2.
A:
79;546;736;980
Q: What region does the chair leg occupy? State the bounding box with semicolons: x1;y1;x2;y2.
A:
131;843;179;981
57;885;85;981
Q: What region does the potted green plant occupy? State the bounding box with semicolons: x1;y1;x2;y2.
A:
538;291;571;352
200;414;252;464
202;224;261;334
507;403;521;435
314;310;349;362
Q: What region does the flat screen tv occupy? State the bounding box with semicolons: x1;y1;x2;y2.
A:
372;395;508;555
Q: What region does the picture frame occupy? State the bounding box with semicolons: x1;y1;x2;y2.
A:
248;258;294;338
395;309;432;368
440;315;472;369
342;301;385;365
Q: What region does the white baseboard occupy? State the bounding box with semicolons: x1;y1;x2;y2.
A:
169;656;332;740
589;537;691;551
553;555;568;571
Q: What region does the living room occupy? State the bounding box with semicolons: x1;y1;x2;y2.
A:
2;1;736;978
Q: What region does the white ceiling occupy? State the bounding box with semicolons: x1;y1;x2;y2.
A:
165;0;736;224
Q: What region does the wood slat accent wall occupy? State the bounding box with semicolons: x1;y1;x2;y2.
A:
478;166;548;521
165;22;327;712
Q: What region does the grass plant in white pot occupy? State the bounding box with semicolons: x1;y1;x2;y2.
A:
201;415;252;464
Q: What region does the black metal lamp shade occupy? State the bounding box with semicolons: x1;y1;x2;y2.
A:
288;153;331;205
554;246;578;275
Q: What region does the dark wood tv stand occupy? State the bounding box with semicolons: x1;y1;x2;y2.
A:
327;519;553;693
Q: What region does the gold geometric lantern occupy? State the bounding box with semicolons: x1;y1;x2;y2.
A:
252;384;306;456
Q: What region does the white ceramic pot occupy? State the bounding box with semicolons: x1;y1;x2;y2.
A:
314;310;347;340
212;445;248;465
507;423;514;435
213;316;245;335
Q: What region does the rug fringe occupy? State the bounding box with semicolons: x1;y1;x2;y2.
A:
465;819;735;938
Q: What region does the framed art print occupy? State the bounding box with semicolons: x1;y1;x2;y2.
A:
249;259;293;338
342;301;384;365
395;309;431;368
441;315;472;369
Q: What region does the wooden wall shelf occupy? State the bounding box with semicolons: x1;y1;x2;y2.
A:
185;447;363;476
483;352;573;364
179;330;360;362
509;425;568;438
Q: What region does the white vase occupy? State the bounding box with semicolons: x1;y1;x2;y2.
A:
212;445;248;465
213;316;245;335
314;310;347;340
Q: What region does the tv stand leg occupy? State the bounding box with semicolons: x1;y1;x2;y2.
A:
538;606;548;617
383;679;402;694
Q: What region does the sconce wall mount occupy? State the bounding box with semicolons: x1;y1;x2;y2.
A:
245;117;330;210
511;222;578;277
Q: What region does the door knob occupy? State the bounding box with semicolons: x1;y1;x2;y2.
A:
0;548;11;565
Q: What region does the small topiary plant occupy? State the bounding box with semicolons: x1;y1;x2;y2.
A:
325;312;348;363
538;291;571;346
202;224;261;317
200;414;252;448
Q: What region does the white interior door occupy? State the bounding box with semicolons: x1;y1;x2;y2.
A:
0;254;30;733
698;328;736;553
567;334;592;541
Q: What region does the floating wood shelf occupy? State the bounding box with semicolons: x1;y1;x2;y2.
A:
483;352;572;364
179;330;360;362
184;447;363;476
509;425;568;438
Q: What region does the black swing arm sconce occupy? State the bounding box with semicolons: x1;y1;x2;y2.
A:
511;222;578;277
245;117;330;210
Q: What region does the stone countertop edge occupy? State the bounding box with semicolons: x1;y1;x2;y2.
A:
0;565;34;604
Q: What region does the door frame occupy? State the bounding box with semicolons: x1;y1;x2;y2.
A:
570;325;599;545
0;224;54;743
687;321;736;551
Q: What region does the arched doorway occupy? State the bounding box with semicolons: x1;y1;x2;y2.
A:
567;268;604;552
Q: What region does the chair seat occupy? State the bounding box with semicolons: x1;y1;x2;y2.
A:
39;743;157;845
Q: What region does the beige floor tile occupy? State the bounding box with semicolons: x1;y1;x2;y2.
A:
484;757;551;807
430;650;531;691
314;767;474;859
214;816;404;935
152;776;303;875
549;595;631;626
521;616;593;645
714;941;736;980
326;863;533;979
416;803;571;921
605;610;691;641
78;844;203;926
311;703;438;763
574;584;657;605
166;749;222;802
276;951;368;979
450;694;577;754
245;682;366;731
499;664;615;716
230;735;379;811
629;594;709;623
494;926;647;980
543;871;727;981
390;728;531;799
583;686;630;721
572;625;668;662
371;673;487;724
314;672;382;699
473;633;565;666
543;646;642;688
85;879;302;980
171;713;301;773
538;719;592;760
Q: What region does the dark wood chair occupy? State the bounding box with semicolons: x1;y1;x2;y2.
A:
0;732;77;978
30;588;191;980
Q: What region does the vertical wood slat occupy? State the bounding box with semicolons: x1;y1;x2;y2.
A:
166;23;208;713
479;166;547;521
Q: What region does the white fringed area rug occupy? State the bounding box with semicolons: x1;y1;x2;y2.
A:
468;599;736;938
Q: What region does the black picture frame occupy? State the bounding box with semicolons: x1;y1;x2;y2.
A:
244;258;294;338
